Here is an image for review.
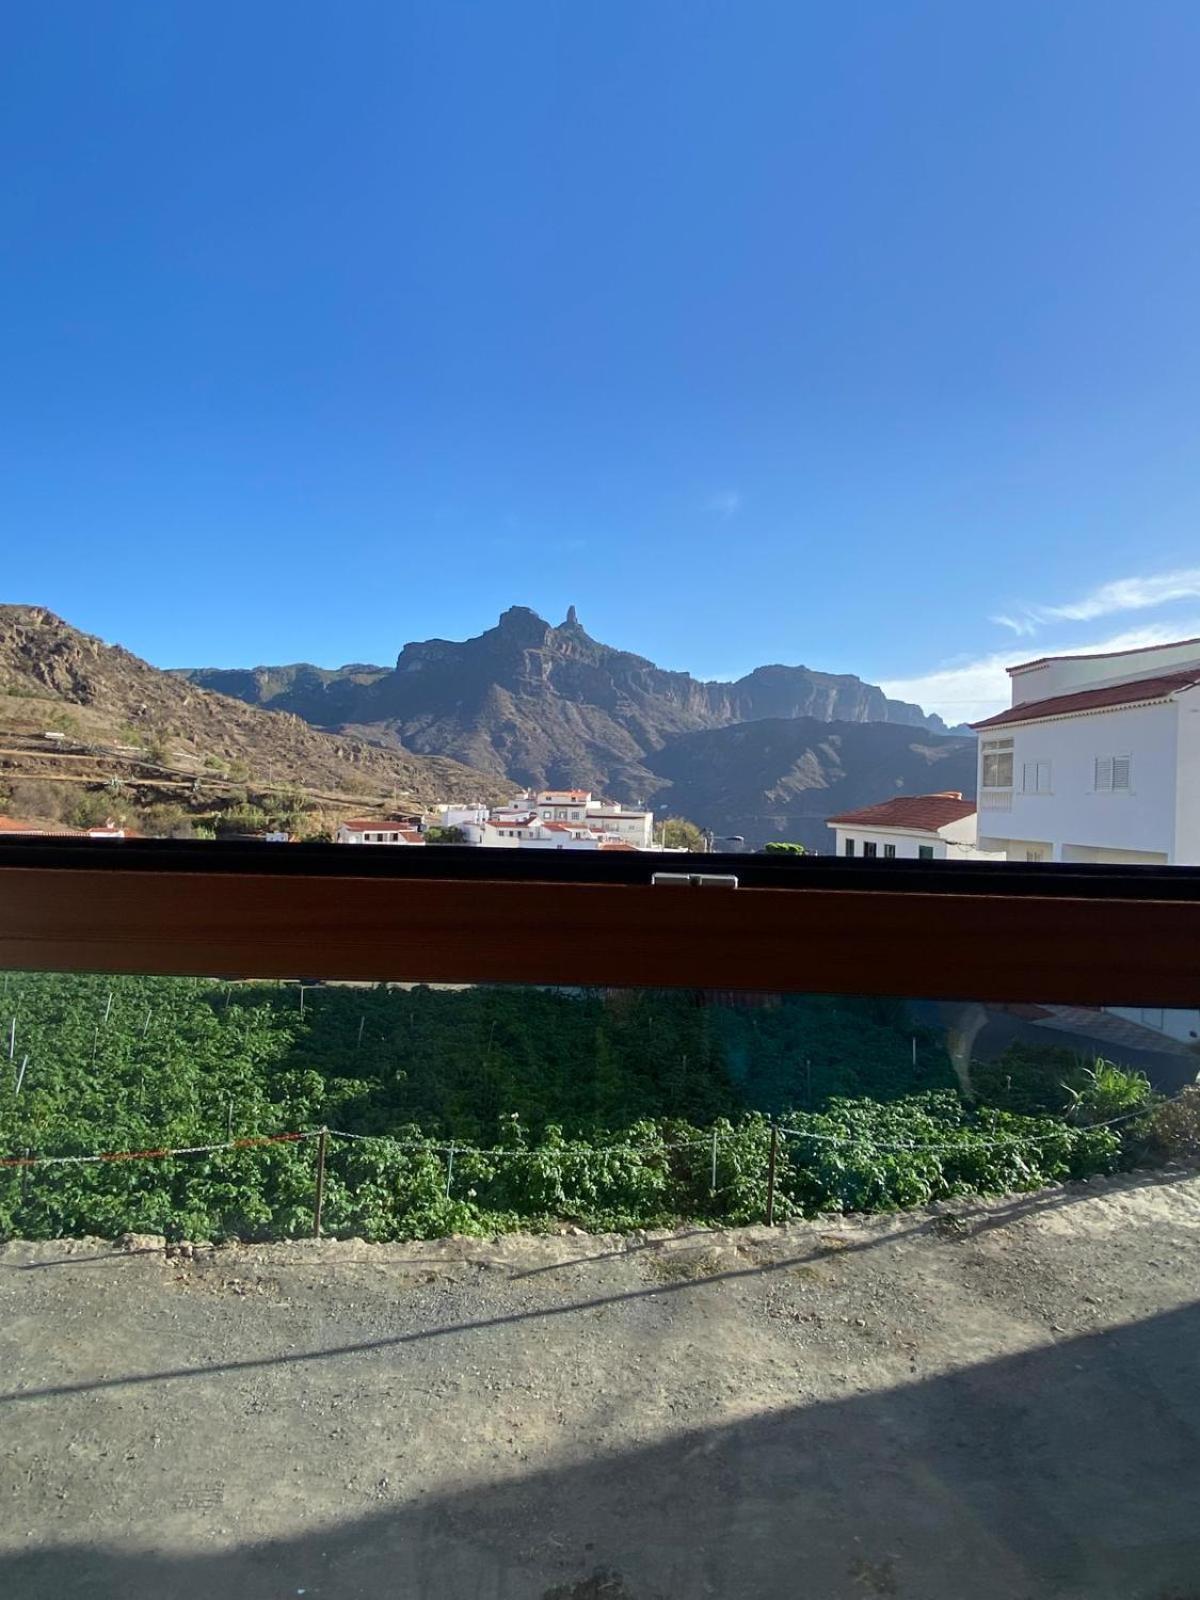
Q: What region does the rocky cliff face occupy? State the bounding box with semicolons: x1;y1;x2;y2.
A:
181;606;958;804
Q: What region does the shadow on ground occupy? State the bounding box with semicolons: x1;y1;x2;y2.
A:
4;1298;1200;1600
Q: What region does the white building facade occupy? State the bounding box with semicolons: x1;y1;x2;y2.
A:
336;817;425;845
459;815;635;851
488;790;655;849
430;803;490;830
339;791;656;851
972;638;1200;864
826;793;999;860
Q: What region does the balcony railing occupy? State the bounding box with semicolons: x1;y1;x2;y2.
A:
1;838;1198;1007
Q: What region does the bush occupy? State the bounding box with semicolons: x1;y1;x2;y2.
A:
215;804;271;835
67;790;124;829
139;803;197;839
4;779;69;822
1139;1085;1200;1166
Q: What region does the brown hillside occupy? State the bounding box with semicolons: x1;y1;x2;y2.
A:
0;606;509;828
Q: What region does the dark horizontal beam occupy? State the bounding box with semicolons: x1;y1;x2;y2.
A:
1;863;1197;1006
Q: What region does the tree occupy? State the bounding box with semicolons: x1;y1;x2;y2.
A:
424;825;465;844
764;841;806;855
659;816;705;851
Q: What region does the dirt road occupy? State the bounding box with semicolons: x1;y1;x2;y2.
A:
3;1170;1200;1599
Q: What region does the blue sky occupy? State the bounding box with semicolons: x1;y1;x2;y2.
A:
3;1;1200;721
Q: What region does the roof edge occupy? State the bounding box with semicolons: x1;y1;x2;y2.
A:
1008;635;1200;674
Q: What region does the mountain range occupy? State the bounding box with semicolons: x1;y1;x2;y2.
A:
180;606;977;848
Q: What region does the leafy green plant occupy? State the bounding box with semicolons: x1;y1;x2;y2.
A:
1064;1059;1154;1126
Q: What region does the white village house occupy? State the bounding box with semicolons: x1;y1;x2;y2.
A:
429;803;490;830
335;817;425;845
826;793;1000;860
971;635;1200;865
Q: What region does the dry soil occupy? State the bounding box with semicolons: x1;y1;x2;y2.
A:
3;1170;1200;1599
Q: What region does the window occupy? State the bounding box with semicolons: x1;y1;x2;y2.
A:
1022;760;1051;794
883;843;896;859
982;737;1014;789
1095;756;1132;792
1026;849;1045;862
844;838;854;857
862;841;878;858
918;845;934;860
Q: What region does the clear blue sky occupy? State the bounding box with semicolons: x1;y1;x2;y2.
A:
4;1;1200;720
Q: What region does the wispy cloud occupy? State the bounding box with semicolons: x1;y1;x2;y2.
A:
1042;567;1200;623
990;612;1039;636
992;566;1200;637
706;489;742;519
881;620;1200;726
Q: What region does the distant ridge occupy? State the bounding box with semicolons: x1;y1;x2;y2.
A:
180;606;975;845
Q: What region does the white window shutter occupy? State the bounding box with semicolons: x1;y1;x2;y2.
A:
1095;756;1114;791
1112;756;1131;790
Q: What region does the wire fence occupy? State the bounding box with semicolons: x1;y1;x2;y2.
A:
0;1091;1177;1236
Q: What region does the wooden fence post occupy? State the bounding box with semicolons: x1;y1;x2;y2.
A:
313;1127;328;1238
765;1122;779;1227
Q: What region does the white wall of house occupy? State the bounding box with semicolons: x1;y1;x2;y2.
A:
337;824;424;845
829;818;1002;860
977;699;1180;862
1107;1006;1200;1044
1011;640;1200;705
432;804;489;829
460;820;541;846
1174;685;1200;863
584;805;654;848
532;797;590;823
831;825;945;859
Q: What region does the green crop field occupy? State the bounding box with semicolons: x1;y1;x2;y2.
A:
0;974;1143;1241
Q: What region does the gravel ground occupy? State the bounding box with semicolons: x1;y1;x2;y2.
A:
3;1170;1200;1599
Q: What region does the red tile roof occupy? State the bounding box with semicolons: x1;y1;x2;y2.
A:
341;817;422;832
0;816;125;837
826;794;976;834
541;820;588;833
972;669;1200;730
1009;636;1200;674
